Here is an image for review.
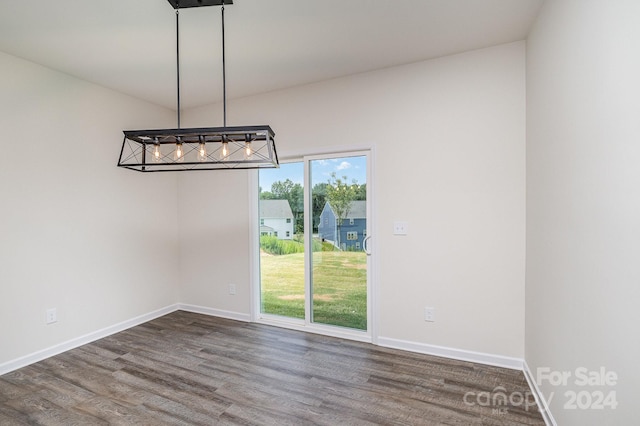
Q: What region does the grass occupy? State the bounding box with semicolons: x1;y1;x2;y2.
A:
259;235;330;255
260;249;367;330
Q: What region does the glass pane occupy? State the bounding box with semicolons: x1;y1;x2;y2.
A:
311;155;367;330
259;162;305;319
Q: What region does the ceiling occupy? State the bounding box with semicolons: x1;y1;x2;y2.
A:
0;0;543;110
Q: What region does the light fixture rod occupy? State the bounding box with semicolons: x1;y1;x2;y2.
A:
176;8;182;129
221;4;227;127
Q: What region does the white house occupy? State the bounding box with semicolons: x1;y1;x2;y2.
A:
259;199;294;240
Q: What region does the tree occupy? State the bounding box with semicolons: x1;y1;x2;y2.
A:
259;186;275;200
270;179;294;199
354;183;366;201
288;184;304;234
311;183;328;233
325;173;359;248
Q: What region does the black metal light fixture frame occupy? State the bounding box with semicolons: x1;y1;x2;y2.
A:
118;0;279;172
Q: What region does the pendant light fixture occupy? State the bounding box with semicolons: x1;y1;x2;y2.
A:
117;0;278;172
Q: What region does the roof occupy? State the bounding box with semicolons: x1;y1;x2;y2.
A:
325;200;366;219
260;199;293;218
260;225;275;233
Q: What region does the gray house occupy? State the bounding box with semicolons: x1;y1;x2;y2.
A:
259;199;295;240
318;200;366;250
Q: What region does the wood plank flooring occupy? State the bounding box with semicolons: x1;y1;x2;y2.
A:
0;311;545;425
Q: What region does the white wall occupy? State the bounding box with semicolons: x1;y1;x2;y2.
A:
179;42;526;358
0;52;180;366
526;0;640;424
0;38;526;375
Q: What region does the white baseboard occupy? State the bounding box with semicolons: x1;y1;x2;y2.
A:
377;336;524;370
178;303;251;322
523;360;557;426
0;304;180;376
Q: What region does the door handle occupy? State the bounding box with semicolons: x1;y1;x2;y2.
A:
363;235;372;255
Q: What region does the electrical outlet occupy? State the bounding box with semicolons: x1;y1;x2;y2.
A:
229;283;237;295
46;308;57;324
424;307;435;322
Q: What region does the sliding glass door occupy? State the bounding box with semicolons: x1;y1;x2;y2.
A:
257;151;371;334
309;156;368;330
258;162;305;320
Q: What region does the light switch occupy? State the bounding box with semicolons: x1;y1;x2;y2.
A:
393;221;408;235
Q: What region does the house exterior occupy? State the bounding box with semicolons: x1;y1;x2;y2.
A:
259;199;294;240
318;200;366;251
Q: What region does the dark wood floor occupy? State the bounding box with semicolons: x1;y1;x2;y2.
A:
0;311;545;425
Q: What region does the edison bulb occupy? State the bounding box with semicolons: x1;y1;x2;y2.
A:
244;141;253;160
198;142;207;161
220;141;229;160
174;143;184;162
153;144;161;162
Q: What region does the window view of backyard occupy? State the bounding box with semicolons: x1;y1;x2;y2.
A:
259;156;368;330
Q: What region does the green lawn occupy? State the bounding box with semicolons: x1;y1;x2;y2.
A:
260;250;367;330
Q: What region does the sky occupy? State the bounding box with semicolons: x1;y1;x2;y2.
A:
259;155;367;192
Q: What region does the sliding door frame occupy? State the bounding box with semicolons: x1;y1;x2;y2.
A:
249;145;377;344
